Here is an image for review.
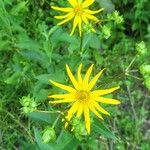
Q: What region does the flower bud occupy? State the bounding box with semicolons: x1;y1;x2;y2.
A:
107;11;124;24
20;95;37;114
22;107;31;114
20;96;31;107
83;23;95;34
136;41;147;55
101;25;111;39
144;77;150;90
42;127;56;143
31;101;37;108
140;64;150;76
72;117;88;140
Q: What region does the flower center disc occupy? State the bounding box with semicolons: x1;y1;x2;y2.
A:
76;91;89;101
74;5;83;16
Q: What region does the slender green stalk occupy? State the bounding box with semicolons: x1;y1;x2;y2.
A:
80;33;84;53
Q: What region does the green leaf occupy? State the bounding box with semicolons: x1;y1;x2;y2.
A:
35;73;65;84
10;1;27;15
93;118;116;139
5;72;22;85
82;33;93;49
54;131;80;150
24;143;37;150
93;50;104;65
0;40;10;51
96;0;115;12
27;111;58;124
89;34;101;49
35;89;49;102
16;34;40;51
20;50;49;68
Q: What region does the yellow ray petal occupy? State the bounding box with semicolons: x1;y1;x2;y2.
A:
48;93;74;99
66;65;79;90
84;64;94;84
57;15;74;25
89;104;104;120
78;16;82;37
51;6;73;12
68;0;77;7
84;105;90;134
82;0;95;8
49;80;76;93
54;12;74;19
76;104;83;118
83;13;99;22
81;14;88;24
88;68;106;91
65;102;79;128
96;97;121;105
94;102;110;116
84;8;104;15
91;86;120;96
49;99;75;104
70;16;79;36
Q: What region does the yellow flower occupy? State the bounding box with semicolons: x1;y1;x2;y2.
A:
51;0;104;36
49;64;120;134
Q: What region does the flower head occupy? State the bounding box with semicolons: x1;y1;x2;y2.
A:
49;64;120;134
51;0;104;36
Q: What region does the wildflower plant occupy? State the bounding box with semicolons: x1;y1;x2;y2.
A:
3;0;150;149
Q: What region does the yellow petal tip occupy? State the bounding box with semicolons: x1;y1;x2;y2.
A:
116;101;121;104
49;79;54;83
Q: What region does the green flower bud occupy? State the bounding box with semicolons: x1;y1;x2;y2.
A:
72;117;80;126
72;118;88;140
102;25;111;39
20;95;37;114
136;41;147;55
22;107;31;114
140;64;150;76
31;101;37;108
144;77;150;90
107;11;124;24
83;23;95;34
42;127;56;143
20;96;31;107
113;11;124;24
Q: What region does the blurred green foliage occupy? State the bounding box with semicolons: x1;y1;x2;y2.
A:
0;0;150;149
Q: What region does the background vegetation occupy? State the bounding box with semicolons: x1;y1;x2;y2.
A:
0;0;150;149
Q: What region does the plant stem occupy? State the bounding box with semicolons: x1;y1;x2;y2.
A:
80;33;84;53
126;56;136;72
